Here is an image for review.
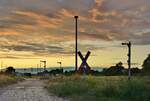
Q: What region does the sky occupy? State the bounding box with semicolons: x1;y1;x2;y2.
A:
0;0;150;68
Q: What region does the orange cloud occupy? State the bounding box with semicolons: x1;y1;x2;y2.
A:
43;33;74;42
0;29;23;36
13;10;62;29
58;9;75;18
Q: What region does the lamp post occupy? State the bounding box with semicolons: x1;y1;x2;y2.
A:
37;64;39;73
40;60;46;72
122;41;131;80
57;62;62;69
74;16;78;72
57;62;63;73
40;62;41;72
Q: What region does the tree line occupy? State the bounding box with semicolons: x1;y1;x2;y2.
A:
1;54;150;76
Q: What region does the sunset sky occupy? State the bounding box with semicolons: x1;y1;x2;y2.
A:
0;0;150;68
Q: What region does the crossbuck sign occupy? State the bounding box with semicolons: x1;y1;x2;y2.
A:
78;51;91;73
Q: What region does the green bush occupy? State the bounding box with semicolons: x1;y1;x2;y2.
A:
0;75;23;87
46;76;150;101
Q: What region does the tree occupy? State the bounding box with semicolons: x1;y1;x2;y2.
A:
5;66;15;74
103;61;125;75
142;54;150;74
116;61;123;67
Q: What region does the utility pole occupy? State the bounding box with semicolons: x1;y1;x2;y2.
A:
122;41;131;80
74;16;78;72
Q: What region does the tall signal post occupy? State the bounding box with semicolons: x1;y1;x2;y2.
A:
74;16;78;72
37;64;39;73
40;60;46;71
122;41;131;80
57;62;62;69
57;62;63;73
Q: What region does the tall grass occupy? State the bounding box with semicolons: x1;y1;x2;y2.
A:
46;75;150;101
0;75;23;87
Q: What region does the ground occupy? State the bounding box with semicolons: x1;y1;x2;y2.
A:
46;76;150;101
0;78;66;101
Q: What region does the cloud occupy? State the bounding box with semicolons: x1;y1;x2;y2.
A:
0;0;150;59
0;41;63;53
13;11;62;28
0;29;23;36
132;32;150;45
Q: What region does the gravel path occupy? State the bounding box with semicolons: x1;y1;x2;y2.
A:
0;78;66;101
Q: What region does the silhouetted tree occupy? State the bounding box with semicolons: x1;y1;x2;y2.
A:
24;73;31;77
142;54;150;74
116;61;123;67
5;66;15;74
103;62;125;75
130;68;141;75
49;68;63;75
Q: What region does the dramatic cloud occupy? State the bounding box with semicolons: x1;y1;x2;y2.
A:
0;0;150;59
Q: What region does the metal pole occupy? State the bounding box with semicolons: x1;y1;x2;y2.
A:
60;62;62;69
44;61;46;71
37;64;39;73
74;16;78;72
60;62;62;73
122;41;132;80
40;60;46;72
57;62;63;73
40;62;41;72
128;41;131;80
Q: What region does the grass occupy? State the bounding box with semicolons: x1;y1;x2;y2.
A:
0;75;23;87
45;75;150;101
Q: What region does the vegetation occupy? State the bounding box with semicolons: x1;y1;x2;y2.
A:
0;75;23;87
143;54;150;75
103;62;125;75
5;66;16;74
46;75;150;101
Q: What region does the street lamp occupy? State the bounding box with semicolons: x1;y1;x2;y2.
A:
74;16;78;72
37;64;39;73
40;60;46;72
57;62;62;68
57;62;63;73
122;41;131;80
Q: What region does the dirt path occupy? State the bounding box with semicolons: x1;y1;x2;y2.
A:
0;78;66;101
